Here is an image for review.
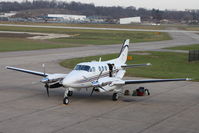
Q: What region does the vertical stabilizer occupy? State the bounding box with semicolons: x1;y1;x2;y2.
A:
117;39;130;64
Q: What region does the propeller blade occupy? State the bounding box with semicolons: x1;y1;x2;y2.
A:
98;86;106;91
90;87;95;96
42;64;46;77
45;83;49;97
97;70;103;81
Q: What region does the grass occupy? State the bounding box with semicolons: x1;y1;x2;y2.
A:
176;25;199;31
166;44;199;50
0;21;167;30
60;51;199;81
52;31;170;45
0;38;81;52
0;25;171;52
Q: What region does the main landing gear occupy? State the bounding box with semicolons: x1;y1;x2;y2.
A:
112;93;119;101
63;90;73;105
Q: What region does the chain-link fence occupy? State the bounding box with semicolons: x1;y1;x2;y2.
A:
189;50;199;62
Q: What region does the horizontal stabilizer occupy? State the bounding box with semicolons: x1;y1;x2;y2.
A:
122;63;151;68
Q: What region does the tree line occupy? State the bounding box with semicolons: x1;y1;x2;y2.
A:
0;0;199;23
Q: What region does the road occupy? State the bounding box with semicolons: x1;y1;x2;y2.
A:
0;25;199;133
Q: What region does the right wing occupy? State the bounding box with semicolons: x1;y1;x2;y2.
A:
110;78;191;86
6;66;49;77
124;78;191;84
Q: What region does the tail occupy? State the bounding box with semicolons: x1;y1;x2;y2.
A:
117;39;130;64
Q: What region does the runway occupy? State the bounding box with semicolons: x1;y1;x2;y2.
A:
0;23;199;33
0;26;199;133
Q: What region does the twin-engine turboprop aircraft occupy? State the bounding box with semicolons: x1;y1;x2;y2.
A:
6;39;191;104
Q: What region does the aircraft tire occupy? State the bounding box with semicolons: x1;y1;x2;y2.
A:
68;91;73;97
63;97;69;105
112;93;119;101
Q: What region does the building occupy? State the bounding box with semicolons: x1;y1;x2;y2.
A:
0;12;17;17
119;17;141;24
47;14;86;22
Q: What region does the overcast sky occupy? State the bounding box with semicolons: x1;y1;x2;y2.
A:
0;0;199;11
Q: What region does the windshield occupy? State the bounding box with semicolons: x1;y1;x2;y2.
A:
74;65;91;72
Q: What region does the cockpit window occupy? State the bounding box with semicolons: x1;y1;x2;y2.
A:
74;65;91;72
92;67;95;72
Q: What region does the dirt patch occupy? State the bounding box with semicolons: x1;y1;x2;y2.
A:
0;31;76;40
0;33;37;38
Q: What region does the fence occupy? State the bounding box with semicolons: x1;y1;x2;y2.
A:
189;50;199;62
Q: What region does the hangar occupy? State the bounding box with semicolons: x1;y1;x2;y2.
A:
119;16;141;24
47;14;86;21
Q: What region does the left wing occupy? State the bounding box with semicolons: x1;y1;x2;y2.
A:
6;66;48;77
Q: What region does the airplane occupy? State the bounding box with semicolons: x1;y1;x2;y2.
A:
6;39;191;105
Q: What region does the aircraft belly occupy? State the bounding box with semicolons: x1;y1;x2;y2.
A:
70;82;91;88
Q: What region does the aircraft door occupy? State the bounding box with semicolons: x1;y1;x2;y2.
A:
108;64;114;77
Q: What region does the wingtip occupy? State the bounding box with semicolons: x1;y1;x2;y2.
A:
147;63;152;66
186;78;192;81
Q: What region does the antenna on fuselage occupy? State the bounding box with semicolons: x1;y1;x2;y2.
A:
99;57;101;62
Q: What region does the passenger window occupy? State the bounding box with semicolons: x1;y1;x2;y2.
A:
89;68;92;72
105;66;107;71
101;66;104;71
98;66;101;71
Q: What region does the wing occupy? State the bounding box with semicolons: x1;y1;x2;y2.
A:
6;66;49;77
110;78;191;86
124;78;191;84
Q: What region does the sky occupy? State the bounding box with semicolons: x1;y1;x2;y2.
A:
0;0;199;11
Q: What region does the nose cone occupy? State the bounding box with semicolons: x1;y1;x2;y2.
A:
62;71;82;87
41;77;49;83
62;78;74;87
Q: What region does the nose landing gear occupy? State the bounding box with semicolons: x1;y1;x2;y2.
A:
63;97;69;105
63;90;74;104
68;91;73;97
63;89;70;105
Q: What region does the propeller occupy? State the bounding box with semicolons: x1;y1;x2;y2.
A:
45;83;49;97
42;64;50;97
83;70;106;96
42;64;46;76
91;71;106;96
90;87;95;96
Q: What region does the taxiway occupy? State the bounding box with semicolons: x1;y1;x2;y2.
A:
0;26;199;133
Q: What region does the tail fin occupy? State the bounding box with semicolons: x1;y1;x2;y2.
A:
117;39;130;64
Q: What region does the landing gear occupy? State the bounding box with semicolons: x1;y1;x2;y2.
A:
112;93;119;101
63;97;69;104
63;89;69;105
68;91;73;97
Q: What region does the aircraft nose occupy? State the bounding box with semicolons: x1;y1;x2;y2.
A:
62;78;70;87
62;77;75;87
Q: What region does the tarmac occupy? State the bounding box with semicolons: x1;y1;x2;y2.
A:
0;26;199;133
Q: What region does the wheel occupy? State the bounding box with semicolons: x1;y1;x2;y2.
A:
112;93;119;101
145;89;150;95
63;97;69;105
68;91;73;97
